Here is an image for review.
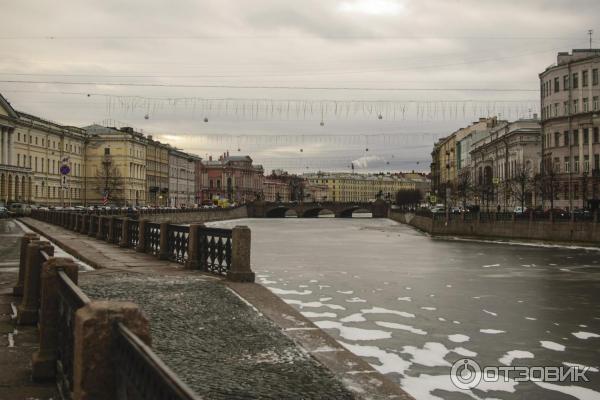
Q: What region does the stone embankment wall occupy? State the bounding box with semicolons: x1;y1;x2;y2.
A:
144;205;248;224
390;211;600;245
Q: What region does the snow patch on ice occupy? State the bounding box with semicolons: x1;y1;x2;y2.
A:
301;311;337;318
499;350;534;366
397;297;412;302
540;341;566;351
375;321;427;335
268;287;312;295
483;309;498;316
401;342;451;367
572;331;600;340
339;342;411;375
535;382;600;400
448;334;469;343
340;313;367;323
480;329;505;334
346;297;367;303
314;321;391;341
361;307;415;318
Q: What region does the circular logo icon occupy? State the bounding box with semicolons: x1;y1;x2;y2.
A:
450;358;482;390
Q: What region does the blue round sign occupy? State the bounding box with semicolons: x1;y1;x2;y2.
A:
60;165;71;175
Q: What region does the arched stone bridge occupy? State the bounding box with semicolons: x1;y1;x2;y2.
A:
248;200;390;218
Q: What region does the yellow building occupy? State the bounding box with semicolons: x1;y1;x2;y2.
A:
83;125;147;206
146;135;170;206
1;93;86;206
304;172;416;202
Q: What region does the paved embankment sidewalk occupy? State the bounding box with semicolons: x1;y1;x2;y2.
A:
20;218;412;399
0;219;56;400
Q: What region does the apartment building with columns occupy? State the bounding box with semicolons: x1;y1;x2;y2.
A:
168;148;199;207
539;49;600;210
1;93;86;206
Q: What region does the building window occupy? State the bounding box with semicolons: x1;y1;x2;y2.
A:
573;99;579;113
553;103;559;116
594;69;599;86
554;77;559;92
564;157;570;173
554;132;560;147
595;154;600;170
583;70;589;87
573;72;579;89
573;130;579;146
17;132;20;141
583;98;589;112
574;156;580;173
17;154;20;166
35;137;38;145
584;155;590;173
594;96;599;111
563;75;570;90
594;127;599;143
583;128;589;145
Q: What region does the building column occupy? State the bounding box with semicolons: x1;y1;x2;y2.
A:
0;127;5;165
7;129;13;166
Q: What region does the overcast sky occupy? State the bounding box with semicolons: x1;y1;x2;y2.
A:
1;0;598;173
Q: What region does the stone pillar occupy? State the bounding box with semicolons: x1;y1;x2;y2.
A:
88;215;96;236
228;225;255;282
135;219;147;252
7;129;13;165
72;301;150;400
0;127;4;165
594;210;598;223
158;221;170;259
107;217;116;243
96;216;105;240
74;214;80;232
32;257;79;381
119;218;130;247
13;233;40;296
185;224;204;269
17;241;54;325
80;214;89;234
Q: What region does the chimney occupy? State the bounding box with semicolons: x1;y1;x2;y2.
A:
209;155;212;161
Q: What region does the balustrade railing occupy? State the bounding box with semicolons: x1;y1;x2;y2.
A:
166;225;189;263
145;222;161;256
198;228;232;275
114;218;123;244
15;237;201;400
128;220;140;248
114;323;197;400
56;269;91;399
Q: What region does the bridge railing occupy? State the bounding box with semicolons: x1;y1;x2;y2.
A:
28;211;255;282
13;234;200;400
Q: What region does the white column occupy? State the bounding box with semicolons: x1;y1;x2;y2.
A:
0;128;4;165
3;128;9;166
7;130;13;166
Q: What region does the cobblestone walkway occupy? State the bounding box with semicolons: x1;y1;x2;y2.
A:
81;272;355;400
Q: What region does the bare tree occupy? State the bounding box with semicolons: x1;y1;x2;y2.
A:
456;168;474;208
95;155;124;205
509;163;532;210
534;162;559;210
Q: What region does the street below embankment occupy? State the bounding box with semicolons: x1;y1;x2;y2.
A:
209;217;600;400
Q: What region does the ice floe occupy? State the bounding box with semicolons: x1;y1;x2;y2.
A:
563;362;599;373
482;263;500;268
572;331;600;339
401;342;451;367
375;321;427;335
268;287;312;295
498;350;534;365
483;309;498;316
283;299;346;310
300;311;337;318
339;341;411;375
448;334;469;343
397;297;412;302
535;382;600;400
346;297;367;303
480;329;505;334
361;307;415;319
340;313;367;323
314;321;391;341
540;341;565;351
421;307;437;311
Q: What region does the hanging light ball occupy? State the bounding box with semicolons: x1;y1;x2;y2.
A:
87;94;91;97
204;117;208;123
300;149;303;152
320;121;325;126
237;148;241;152
144;114;149;120
378;114;383;120
365;148;369;152
386;161;390;165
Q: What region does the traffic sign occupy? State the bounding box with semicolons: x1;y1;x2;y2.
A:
60;164;71;175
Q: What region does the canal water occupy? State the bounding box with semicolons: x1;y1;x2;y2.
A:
209;218;600;400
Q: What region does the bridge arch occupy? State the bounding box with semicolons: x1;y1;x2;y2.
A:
337;206;372;218
302;207;335;218
266;206;291;218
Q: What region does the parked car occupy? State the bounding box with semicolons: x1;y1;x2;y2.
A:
545;208;569;218
513;206;527;215
8;203;33;216
0;206;12;218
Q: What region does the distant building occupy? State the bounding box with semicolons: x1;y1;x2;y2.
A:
304;172;416;202
469;119;542;210
1;93;86;206
83;125;147;206
303;183;329;202
539;49;600;209
146;136;170;207
430;117;500;205
266;169;305;201
169;149;199;207
196;152;264;204
263;179;291;202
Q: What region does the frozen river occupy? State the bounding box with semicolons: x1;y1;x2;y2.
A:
209;218;600;400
